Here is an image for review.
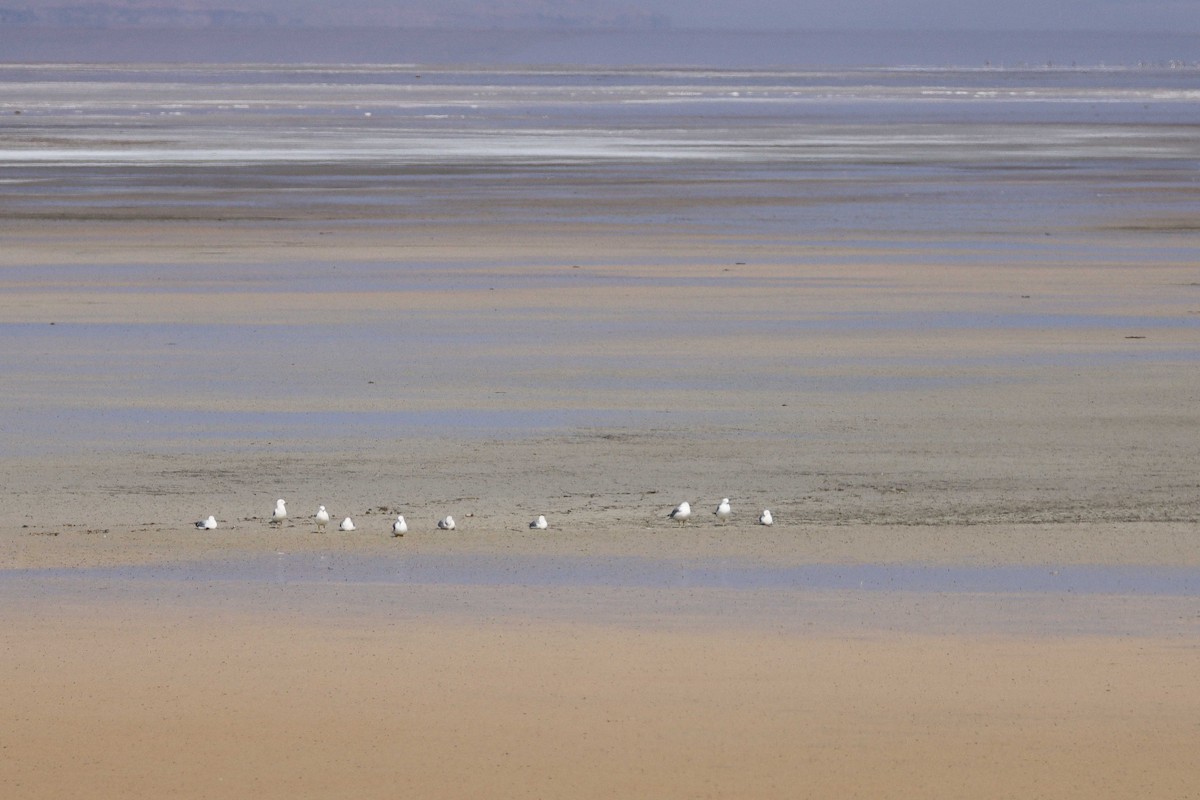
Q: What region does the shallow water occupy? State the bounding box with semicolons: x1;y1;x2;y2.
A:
5;63;1198;238
12;552;1200;595
6;554;1199;637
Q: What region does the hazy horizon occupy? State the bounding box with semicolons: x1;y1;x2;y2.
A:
1;0;1199;33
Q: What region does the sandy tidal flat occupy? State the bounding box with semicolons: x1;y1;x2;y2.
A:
1;62;1199;798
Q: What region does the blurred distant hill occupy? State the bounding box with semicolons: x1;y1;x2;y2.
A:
0;6;277;27
0;3;670;29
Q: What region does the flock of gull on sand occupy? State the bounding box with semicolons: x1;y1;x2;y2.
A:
194;498;775;535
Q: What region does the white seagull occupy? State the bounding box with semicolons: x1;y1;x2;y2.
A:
714;498;732;524
315;505;330;532
194;515;217;530
392;515;407;536
759;509;774;526
438;515;456;530
530;514;548;530
668;501;692;526
339;516;356;532
271;499;287;525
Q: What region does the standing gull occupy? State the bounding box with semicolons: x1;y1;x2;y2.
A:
271;499;287;526
530;514;548;530
714;498;732;524
315;505;330;532
438;515;456;530
668;501;692;526
339;516;356;532
392;515;407;537
194;515;217;530
759;509;774;526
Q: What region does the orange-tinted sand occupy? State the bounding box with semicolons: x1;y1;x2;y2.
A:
2;598;1198;800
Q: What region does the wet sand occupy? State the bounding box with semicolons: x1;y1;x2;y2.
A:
3;591;1199;800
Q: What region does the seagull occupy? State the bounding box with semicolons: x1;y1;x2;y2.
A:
271;499;287;525
438;515;456;530
759;509;773;526
315;505;330;532
530;514;548;530
339;516;356;532
194;515;217;530
392;515;407;536
714;498;731;524
668;501;692;526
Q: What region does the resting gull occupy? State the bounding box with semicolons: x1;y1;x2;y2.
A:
339;516;356;532
759;509;773;526
392;515;407;536
530;514;548;530
668;501;692;526
194;515;217;530
438;515;456;530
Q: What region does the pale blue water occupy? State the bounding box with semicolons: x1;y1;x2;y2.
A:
0;28;1196;68
11;553;1200;595
2;61;1198;236
5;555;1198;635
